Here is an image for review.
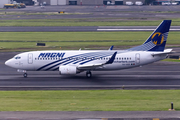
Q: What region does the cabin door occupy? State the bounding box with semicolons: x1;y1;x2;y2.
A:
28;53;33;64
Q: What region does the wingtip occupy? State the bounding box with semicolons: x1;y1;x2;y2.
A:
105;52;117;64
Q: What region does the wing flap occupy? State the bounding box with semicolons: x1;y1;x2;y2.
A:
78;52;117;70
77;63;103;70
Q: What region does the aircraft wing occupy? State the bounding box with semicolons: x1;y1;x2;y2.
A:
78;52;117;70
151;49;173;56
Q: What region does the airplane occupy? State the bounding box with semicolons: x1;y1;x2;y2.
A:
5;20;172;78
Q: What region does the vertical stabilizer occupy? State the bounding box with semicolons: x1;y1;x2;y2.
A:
128;20;171;51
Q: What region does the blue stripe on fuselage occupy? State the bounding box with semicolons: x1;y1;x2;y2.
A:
37;51;115;71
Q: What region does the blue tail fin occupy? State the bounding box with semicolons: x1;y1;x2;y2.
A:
127;20;171;51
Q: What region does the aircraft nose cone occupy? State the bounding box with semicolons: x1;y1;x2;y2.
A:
5;59;19;69
5;59;11;67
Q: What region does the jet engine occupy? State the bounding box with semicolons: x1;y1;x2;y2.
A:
59;65;79;75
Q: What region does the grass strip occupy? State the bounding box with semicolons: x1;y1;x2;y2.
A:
0;90;180;111
0;32;179;42
0;18;180;26
0;31;179;51
162;59;180;62
0;32;148;42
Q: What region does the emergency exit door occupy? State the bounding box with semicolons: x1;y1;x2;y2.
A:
136;53;140;64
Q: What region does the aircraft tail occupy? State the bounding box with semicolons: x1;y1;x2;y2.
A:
127;20;171;52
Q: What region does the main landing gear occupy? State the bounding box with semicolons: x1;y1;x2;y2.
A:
23;73;28;78
86;71;92;78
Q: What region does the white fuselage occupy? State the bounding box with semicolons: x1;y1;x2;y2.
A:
4;20;172;78
5;50;167;72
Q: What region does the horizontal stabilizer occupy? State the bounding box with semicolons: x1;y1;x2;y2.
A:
151;49;173;56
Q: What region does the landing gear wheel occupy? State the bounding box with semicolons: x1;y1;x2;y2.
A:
23;73;27;78
86;71;92;78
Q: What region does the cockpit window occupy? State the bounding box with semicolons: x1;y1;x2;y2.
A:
14;56;21;59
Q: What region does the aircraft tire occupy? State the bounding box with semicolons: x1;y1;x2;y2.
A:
86;71;92;78
23;73;27;78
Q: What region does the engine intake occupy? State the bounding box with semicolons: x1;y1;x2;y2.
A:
59;65;78;75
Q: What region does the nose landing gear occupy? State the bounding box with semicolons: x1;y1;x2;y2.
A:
17;69;27;78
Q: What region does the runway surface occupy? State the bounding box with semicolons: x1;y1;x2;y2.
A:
1;5;180;120
1;6;180;120
1;6;180;20
0;111;180;120
1;51;180;90
3;5;180;12
0;26;180;32
0;6;179;90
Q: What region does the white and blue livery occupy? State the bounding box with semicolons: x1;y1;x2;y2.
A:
5;20;173;78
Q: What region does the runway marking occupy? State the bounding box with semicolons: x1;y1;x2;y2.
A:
97;29;155;31
169;29;180;31
97;29;180;31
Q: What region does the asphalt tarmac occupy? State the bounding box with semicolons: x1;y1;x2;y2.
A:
1;51;180;90
1;6;180;20
1;5;180;120
3;5;180;12
0;111;180;120
2;53;180;119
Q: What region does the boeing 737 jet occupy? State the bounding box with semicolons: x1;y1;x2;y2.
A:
5;20;172;78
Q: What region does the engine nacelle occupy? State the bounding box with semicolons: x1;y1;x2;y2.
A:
59;65;77;75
